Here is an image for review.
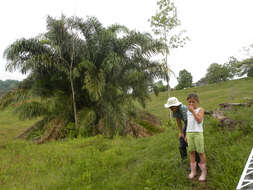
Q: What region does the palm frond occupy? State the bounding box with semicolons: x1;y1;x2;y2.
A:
4;38;54;73
14;101;49;120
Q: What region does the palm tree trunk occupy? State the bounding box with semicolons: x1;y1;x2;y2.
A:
70;72;78;129
70;33;78;130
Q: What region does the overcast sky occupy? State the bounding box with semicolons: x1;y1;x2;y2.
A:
1;0;253;87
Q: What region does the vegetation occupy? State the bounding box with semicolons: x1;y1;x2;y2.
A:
1;15;167;139
238;57;253;77
0;79;19;96
195;77;208;87
0;78;253;189
1;2;252;188
237;44;253;77
146;77;253;119
149;0;188;95
175;69;192;90
205;61;237;84
152;80;168;96
195;57;238;85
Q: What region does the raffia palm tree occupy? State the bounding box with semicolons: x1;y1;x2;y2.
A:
1;15;167;139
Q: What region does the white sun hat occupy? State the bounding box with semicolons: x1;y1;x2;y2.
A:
164;97;182;108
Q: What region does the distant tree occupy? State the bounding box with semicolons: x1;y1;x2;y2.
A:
224;56;239;78
152;80;168;95
237;44;253;77
238;57;253;77
205;63;227;84
175;69;192;90
248;67;253;77
205;59;237;84
195;77;208;86
149;0;188;97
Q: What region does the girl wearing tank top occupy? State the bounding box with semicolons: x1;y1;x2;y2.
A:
186;93;207;181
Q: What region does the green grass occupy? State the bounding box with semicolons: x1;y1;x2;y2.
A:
0;77;253;190
145;77;253;121
0;107;39;143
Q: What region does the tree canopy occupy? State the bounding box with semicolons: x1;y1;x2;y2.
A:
1;15;167;138
205;58;238;84
175;69;192;90
238;57;253;77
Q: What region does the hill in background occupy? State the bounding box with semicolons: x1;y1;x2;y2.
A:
145;77;253;120
0;79;19;96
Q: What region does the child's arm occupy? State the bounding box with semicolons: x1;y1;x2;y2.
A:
188;106;204;123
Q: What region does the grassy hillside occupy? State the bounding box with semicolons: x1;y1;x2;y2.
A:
0;108;39;143
0;78;253;190
145;77;253;121
0;80;19;96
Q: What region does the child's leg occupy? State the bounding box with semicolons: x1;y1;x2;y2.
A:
199;153;206;164
187;132;197;179
198;153;207;181
189;151;197;179
196;132;207;181
190;151;196;163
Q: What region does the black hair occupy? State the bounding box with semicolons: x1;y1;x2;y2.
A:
187;93;199;102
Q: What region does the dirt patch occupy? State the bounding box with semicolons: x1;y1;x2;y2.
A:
124;120;152;138
138;111;161;127
36;118;66;144
123;111;163;138
204;99;253;129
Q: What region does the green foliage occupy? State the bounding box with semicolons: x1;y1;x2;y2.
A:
205;59;237;84
65;122;77;138
149;0;188;90
137;120;162;134
195;77;208;86
149;0;185;48
0;80;19;96
2;15;167;137
237;57;253;77
78;107;96;137
248;67;253;77
151;80;168;96
205;63;226;83
0;108;39;142
14;102;49;120
0;78;253;189
175;69;192;90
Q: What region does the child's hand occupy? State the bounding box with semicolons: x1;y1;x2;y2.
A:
188;105;194;113
184;136;187;143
